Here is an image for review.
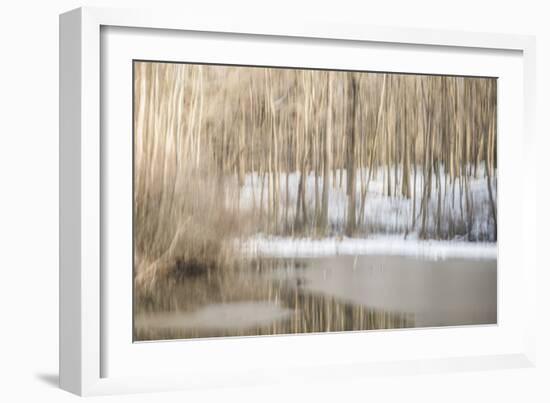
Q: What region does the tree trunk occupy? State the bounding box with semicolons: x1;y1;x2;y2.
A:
321;72;333;233
346;75;358;236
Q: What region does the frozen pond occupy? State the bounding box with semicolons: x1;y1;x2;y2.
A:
135;254;496;340
273;255;497;327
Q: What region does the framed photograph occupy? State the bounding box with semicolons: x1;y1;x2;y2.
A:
60;7;537;396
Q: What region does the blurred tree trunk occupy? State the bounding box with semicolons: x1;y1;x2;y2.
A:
321;72;333;233
346;75;358;236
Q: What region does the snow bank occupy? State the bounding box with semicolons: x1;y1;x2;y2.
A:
238;235;497;261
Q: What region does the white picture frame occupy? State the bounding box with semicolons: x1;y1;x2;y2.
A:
59;6;537;396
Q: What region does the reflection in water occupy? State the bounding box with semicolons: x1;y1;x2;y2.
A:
134;255;496;341
278;255;497;327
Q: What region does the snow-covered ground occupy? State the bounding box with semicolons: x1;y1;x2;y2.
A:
235;165;496;241
237;235;497;261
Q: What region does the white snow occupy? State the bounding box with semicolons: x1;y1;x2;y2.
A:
237;235;497;261
234;164;496;241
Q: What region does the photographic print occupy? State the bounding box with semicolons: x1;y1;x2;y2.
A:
133;61;497;341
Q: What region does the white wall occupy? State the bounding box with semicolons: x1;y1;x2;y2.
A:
0;0;548;401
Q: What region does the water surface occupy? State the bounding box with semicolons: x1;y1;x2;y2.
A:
275;255;496;327
134;254;496;340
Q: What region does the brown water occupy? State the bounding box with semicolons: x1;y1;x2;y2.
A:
134;255;496;341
